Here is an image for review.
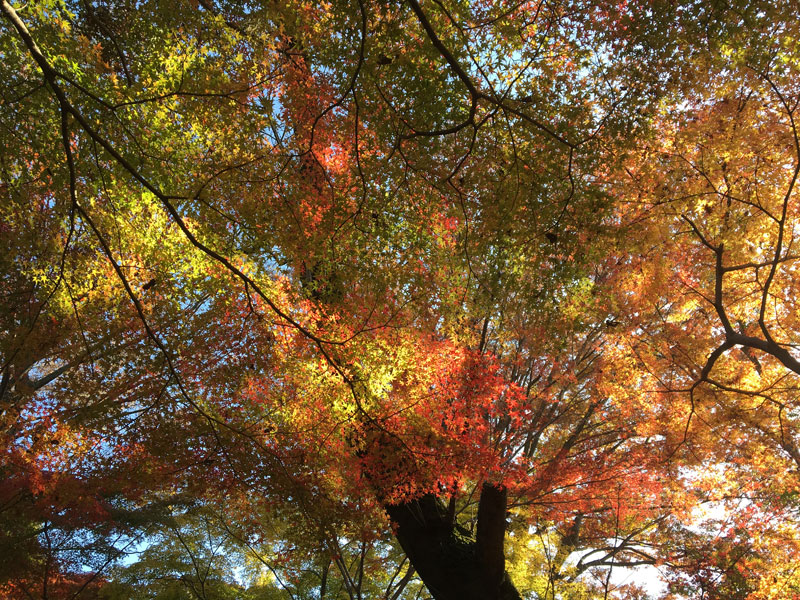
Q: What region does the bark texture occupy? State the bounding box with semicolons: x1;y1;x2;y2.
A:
385;483;522;600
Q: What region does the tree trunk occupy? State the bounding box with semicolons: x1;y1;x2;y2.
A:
385;483;522;600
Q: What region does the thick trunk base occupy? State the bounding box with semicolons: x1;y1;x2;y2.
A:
386;485;522;600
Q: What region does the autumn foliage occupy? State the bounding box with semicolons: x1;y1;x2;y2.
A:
2;0;800;598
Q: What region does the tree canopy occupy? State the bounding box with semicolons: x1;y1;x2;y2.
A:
2;0;800;598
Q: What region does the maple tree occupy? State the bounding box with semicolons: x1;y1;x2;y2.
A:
2;0;800;598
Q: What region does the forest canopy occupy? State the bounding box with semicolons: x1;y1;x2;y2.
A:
2;0;800;598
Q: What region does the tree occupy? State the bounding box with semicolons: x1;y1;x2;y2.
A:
2;0;800;598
